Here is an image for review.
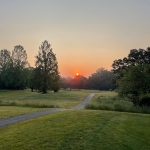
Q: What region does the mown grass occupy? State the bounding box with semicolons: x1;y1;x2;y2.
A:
0;89;90;108
0;110;149;150
0;106;43;119
86;91;150;114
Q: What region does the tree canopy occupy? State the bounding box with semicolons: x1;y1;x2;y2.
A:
0;41;60;93
113;47;150;106
34;40;60;93
112;47;150;77
0;46;28;89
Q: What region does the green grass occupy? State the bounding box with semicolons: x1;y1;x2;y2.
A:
0;89;90;108
0;106;43;119
0;110;149;150
86;91;150;114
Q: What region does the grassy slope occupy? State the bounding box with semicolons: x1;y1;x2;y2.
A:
0;90;89;108
87;91;131;110
0;106;44;119
87;91;150;113
0;110;149;150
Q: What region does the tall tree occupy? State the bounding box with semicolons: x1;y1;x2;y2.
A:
0;49;12;88
10;45;28;89
35;40;60;93
0;46;28;90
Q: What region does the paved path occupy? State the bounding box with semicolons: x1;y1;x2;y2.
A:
72;93;95;110
0;93;95;128
0;108;63;128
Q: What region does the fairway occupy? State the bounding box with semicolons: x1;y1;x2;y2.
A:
0;90;90;108
0;91;149;150
0;110;149;150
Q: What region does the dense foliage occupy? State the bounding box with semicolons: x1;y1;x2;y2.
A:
113;48;150;106
112;47;150;78
88;68;116;90
0;41;60;93
33;40;60;93
0;46;28;89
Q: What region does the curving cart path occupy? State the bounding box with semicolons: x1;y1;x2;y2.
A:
0;93;95;128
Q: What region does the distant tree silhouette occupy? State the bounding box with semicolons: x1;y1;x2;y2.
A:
60;77;72;90
60;69;115;91
70;75;88;89
88;68;116;90
35;40;60;93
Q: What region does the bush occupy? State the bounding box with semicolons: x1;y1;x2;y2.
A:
114;100;133;112
139;94;150;106
118;65;150;105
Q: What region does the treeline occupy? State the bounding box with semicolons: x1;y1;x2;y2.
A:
112;47;150;106
0;40;59;93
60;68;116;90
1;40;150;106
0;45;28;89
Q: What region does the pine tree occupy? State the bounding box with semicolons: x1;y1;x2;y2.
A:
35;40;60;93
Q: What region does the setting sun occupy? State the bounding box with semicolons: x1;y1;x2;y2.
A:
76;72;79;76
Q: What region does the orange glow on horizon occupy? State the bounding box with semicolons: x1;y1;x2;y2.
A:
58;63;112;77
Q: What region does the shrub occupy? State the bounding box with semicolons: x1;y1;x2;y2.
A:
118;65;150;105
139;94;150;106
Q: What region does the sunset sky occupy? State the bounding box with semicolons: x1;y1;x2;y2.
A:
0;0;150;77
